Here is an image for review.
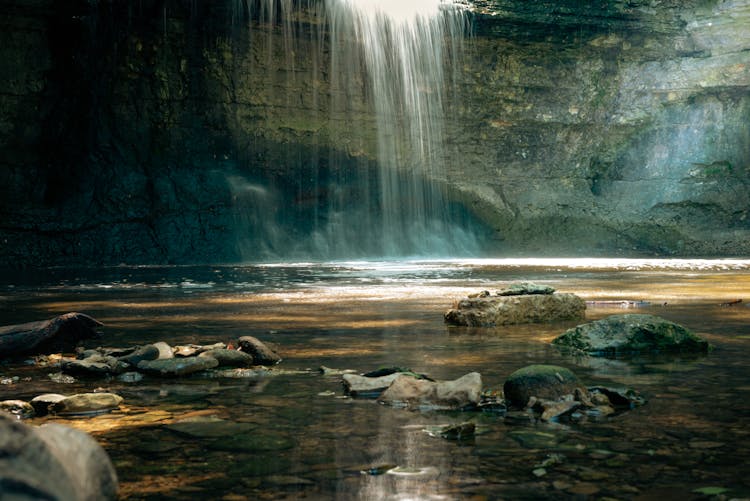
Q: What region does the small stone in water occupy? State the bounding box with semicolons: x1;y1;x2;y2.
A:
0;376;19;385
48;372;76;384
117;371;144;383
532;468;547;477
0;400;35;419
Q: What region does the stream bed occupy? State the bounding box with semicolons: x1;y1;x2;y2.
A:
1;258;750;500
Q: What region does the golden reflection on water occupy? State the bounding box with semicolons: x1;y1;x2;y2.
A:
3;260;750;499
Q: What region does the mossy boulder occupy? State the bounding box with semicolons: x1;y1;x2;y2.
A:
552;314;711;357
503;365;582;407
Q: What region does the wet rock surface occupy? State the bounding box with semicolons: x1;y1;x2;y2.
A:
137;356;219;377
0;412;118;500
1;0;749;264
52;393;124;416
445;288;586;326
552;314;711;356
0;313;103;358
237;336;282;366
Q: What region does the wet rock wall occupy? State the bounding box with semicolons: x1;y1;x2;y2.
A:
0;0;748;265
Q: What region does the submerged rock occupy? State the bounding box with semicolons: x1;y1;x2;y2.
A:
237;336;282;366
0;413;118;500
378;372;482;410
424;422;476;440
503;365;583;407
62;354;127;376
445;293;585;326
137;356;219;376
552;314;711;357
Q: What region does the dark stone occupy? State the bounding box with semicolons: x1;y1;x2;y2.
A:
552;314;711;357
118;344;160;366
0;313;102;358
237;336;281;366
0;413;118;499
503;365;582;407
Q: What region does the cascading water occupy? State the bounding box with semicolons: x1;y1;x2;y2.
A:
233;0;484;260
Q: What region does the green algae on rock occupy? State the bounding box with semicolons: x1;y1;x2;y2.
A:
552;314;711;357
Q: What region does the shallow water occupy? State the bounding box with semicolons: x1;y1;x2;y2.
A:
1;259;750;500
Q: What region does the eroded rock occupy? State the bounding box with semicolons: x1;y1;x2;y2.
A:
445;293;585;326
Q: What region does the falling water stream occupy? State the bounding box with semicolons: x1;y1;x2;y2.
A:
230;0;481;260
1;259;750;499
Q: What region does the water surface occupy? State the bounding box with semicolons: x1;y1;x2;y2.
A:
1;259;750;500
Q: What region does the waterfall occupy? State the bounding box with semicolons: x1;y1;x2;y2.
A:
233;0;482;260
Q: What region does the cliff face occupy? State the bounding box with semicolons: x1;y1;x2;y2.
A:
0;0;748;265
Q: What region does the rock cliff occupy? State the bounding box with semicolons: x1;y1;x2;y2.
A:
0;0;747;265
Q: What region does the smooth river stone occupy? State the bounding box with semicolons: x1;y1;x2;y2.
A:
137;356;218;376
52;393;124;416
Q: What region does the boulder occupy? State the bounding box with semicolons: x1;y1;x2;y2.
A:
503;365;583;407
199;348;254;367
445;293;585;327
552;314;711;357
52;393;124;416
0;312;102;358
237;336;281;366
378;372;483;410
137;356;219;376
0;413;118;500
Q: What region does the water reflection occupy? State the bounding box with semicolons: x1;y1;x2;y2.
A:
1;259;750;499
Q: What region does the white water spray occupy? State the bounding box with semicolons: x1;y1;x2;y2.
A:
232;0;480;260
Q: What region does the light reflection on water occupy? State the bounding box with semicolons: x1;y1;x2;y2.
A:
1;258;750;500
